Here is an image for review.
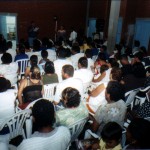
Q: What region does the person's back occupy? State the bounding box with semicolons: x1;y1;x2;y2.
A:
17;126;70;150
54;77;84;104
6;41;16;61
56;88;88;127
54;65;84;104
123;62;146;92
42;61;58;85
0;78;16;121
0;53;18;86
17;99;70;150
70;45;84;70
23;77;42;103
94;81;126;135
74;57;93;84
15;44;28;61
54;48;72;82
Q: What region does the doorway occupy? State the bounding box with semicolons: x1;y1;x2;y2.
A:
0;13;17;49
88;18;97;38
134;19;150;50
116;17;123;44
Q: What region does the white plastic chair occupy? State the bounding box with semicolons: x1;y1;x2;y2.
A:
16;59;29;79
24;98;43;138
68;117;88;143
43;83;58;101
125;88;140;109
66;117;88;150
0;109;31;143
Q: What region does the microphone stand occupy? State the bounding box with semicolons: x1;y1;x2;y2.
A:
55;20;58;42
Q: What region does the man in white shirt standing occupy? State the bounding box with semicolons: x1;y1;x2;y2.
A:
74;57;93;84
70;45;84;70
69;27;77;44
54;64;84;104
54;48;72;82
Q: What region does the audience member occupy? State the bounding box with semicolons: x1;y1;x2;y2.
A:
91;81;126;135
32;39;42;52
0;34;7;53
54;64;84;104
39;50;50;64
87;67;122;113
14;44;29;62
6;41;16;61
0;77;16;121
122;62;146;92
100;45;109;60
126;118;150;149
132;40;140;54
18;66;43;109
70;45;84;70
0;53;18;86
120;54;132;77
25;55;38;77
54;47;72;82
91;122;122;150
74;57;93;84
85;49;94;71
42;61;58;85
17;99;70;150
131;51;144;65
56;87;88;127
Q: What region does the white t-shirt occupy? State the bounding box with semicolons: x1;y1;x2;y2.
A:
7;48;16;62
87;58;94;71
0;89;17;121
54;58;72;82
0;142;8;150
89;89;107;113
54;77;84;103
17;126;71;150
0;62;18;86
93;68;111;86
70;53;84;70
47;49;57;62
26;51;41;63
74;68;93;84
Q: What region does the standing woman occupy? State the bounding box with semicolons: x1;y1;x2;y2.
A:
18;66;43;109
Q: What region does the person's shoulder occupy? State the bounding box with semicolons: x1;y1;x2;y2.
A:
56;126;70;136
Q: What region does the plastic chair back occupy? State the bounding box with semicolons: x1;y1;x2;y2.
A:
0;109;31;141
43;83;58;101
16;59;29;78
68;117;88;143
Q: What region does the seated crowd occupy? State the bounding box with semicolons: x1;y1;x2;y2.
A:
0;33;150;150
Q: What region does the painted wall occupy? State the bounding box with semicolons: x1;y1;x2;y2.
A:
0;0;150;44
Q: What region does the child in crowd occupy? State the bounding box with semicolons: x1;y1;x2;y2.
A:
79;122;122;150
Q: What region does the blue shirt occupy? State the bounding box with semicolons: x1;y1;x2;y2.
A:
15;54;29;62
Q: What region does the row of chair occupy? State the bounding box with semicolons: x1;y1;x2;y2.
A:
0;106;88;149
